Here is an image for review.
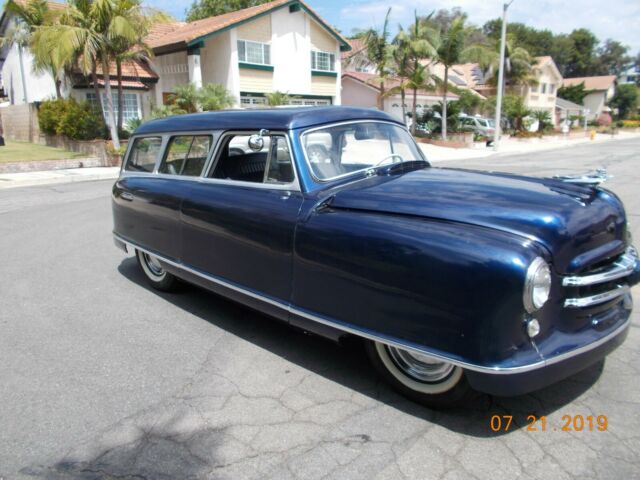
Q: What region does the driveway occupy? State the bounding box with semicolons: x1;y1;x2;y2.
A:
1;138;638;480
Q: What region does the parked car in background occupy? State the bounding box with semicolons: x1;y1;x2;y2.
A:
460;115;495;139
112;107;639;407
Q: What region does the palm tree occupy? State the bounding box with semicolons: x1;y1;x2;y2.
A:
170;83;199;113
1;0;63;99
265;91;291;106
361;8;393;110
481;38;536;93
198;83;235;111
38;0;142;149
432;17;467;140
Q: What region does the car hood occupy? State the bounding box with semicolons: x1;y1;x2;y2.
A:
327;167;627;273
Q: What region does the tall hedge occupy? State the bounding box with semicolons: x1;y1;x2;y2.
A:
38;99;107;140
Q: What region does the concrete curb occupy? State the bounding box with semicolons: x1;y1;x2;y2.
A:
0;167;120;189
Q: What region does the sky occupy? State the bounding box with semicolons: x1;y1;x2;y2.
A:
145;0;640;54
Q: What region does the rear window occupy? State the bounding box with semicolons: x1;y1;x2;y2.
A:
159;135;212;176
125;137;162;172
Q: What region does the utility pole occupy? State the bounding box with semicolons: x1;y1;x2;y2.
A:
493;1;515;151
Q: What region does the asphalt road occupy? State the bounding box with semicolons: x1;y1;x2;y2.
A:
1;138;639;480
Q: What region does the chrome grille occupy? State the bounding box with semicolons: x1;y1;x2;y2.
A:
563;247;637;308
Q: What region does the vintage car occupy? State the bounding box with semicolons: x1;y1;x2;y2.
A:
112;107;640;407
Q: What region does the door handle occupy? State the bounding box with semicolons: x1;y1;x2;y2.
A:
120;192;134;201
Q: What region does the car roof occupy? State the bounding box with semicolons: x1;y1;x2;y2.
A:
134;106;402;135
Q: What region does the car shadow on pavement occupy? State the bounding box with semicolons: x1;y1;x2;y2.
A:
114;257;604;440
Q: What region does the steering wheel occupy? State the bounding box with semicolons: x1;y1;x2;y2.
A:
373;154;406;168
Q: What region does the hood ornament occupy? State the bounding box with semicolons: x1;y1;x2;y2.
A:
553;168;611;186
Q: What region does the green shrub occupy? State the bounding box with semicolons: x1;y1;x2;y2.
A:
38;99;106;140
38;99;70;135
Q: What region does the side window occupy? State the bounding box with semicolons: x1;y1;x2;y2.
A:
159;135;212;176
211;134;295;185
125;137;162;172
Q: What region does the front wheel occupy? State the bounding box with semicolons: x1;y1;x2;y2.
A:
365;340;472;408
135;249;178;292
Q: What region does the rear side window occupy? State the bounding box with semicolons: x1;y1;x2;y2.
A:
211;134;295;185
159;135;212;176
125;137;162;172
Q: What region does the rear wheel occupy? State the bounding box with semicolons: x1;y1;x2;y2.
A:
135;249;178;292
365;340;472;408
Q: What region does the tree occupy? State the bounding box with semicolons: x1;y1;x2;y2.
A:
557;82;588;105
564;28;599;77
501;95;531;132
265;91;291;106
198;83;235;110
170;83;200;113
483;19;554;58
431;16;476;140
361;8;393;110
169;82;235;112
608;84;638;119
596;39;631;76
531;110;552;132
37;0;145;150
480;37;536;92
1;0;64;99
186;0;270;22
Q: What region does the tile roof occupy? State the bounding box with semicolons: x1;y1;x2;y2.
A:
342;38;365;60
95;60;158;80
146;0;349;52
562;75;617;91
342;71;458;98
12;0;65;10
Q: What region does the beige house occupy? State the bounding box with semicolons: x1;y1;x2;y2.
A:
562;75;617;120
146;0;349;109
429;56;563;126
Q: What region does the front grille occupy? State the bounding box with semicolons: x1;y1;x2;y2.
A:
562;247;637;308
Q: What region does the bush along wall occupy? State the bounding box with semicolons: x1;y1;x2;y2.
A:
38;99;107;141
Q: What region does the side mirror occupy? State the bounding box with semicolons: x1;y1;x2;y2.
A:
248;129;270;152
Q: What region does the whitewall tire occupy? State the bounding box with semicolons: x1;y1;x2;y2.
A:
135;249;178;291
365;340;472;407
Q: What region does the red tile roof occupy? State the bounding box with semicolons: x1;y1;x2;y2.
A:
342;38;365;60
95;60;158;80
562;75;616;91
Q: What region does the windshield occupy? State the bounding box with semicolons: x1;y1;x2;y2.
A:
477;119;489;127
301;122;425;181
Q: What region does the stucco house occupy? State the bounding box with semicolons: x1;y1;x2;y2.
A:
145;0;348;109
0;0;349;124
428;56;563;126
618;64;639;86
562;75;617;120
341;71;458;122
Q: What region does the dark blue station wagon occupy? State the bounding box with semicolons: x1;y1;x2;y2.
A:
112;107;640;407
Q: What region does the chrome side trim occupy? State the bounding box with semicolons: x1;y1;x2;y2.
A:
114;233;631;375
563;250;637;287
564;285;630;308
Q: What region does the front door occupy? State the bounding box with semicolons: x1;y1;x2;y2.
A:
180;132;303;304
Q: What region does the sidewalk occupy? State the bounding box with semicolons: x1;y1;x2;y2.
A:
422;130;640;163
0;166;120;189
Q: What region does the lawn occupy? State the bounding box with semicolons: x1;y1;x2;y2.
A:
0;140;85;163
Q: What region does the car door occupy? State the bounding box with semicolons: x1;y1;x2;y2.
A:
180;132;303;304
114;133;215;261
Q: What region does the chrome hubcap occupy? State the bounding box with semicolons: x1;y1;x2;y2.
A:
386;346;456;383
143;253;164;276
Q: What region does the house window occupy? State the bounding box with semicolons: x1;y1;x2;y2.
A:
240;95;268;108
311;50;336;72
87;92;140;124
531;84;538;93
541;83;547;94
549;84;555;94
237;40;271;65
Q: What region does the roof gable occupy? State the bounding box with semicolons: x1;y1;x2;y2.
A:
562;75;617;91
147;0;350;54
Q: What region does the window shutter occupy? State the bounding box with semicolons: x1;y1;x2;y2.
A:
311;51;316;70
329;53;335;71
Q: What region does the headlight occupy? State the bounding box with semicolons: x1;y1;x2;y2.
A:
524;257;551;313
